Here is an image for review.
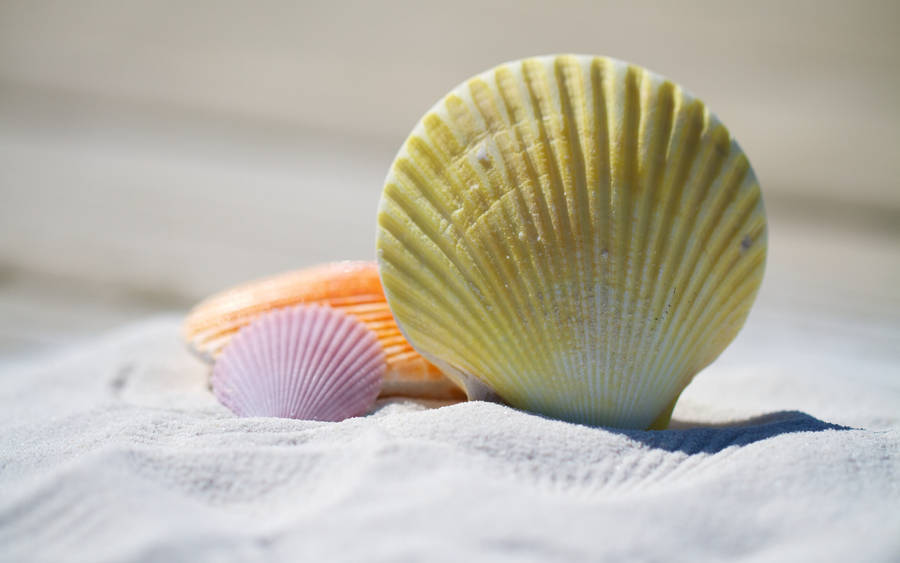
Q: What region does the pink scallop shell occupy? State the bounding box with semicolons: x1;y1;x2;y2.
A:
211;305;385;421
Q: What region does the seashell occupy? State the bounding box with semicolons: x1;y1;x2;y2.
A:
376;54;767;429
183;261;464;400
212;305;384;420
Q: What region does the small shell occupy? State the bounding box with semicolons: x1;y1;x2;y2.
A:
212;305;384;420
183;261;464;400
376;55;767;429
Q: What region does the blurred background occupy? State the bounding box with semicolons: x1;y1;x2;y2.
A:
1;1;898;381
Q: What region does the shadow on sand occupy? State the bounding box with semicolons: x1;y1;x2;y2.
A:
611;411;852;455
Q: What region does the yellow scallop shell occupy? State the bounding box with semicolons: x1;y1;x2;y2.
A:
376;55;766;429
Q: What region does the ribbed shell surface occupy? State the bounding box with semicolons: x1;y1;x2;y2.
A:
183;261;463;400
212;306;385;421
376;55;767;429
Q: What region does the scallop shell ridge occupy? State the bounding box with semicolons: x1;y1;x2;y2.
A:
212;305;385;421
376;54;767;429
183;261;464;400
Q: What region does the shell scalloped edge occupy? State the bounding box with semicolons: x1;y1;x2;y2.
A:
376;54;767;429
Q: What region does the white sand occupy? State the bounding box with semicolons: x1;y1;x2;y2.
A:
1;316;898;563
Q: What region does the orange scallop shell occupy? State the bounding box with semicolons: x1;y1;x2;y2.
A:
182;261;464;400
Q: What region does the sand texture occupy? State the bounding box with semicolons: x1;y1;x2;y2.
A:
1;316;897;562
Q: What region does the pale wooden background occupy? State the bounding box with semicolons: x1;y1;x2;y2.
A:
1;1;897;372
